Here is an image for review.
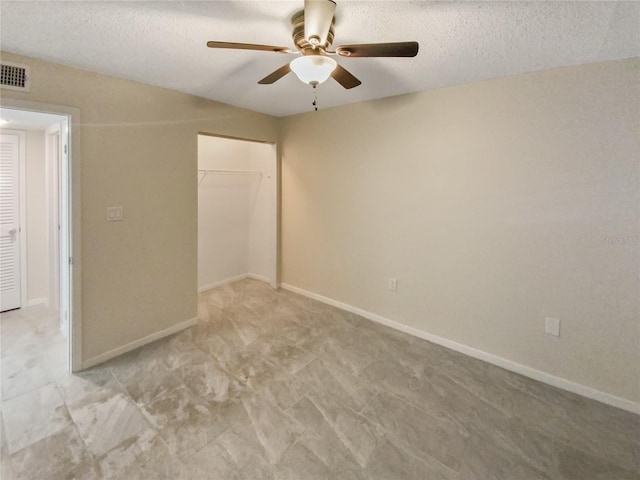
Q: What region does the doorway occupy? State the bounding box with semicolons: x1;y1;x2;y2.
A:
197;133;278;291
0;107;71;369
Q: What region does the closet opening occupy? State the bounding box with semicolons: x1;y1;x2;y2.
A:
197;133;278;292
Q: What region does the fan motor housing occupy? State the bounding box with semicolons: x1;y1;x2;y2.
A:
291;10;335;55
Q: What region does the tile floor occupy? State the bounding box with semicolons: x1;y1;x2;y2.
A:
1;278;639;479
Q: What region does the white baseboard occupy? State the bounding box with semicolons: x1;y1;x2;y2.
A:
198;274;249;293
281;283;640;415
27;297;48;307
81;317;198;370
198;273;273;294
246;273;270;283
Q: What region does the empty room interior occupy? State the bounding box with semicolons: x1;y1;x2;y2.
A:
0;1;638;479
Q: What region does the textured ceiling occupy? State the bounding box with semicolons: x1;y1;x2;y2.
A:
1;1;638;117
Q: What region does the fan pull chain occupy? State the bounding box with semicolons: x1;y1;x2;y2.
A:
312;84;318;112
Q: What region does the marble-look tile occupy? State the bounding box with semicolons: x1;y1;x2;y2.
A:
437;358;513;416
365;437;460;480
287;397;369;472
241;392;305;464
40;341;70;379
118;362;183;406
216;421;272;470
1;353;52;401
2;281;639;479
361;391;467;472
302;391;386;469
273;442;333;480
1;415;14;480
572;398;640;448
160;329;212;371
0;325;40;359
173;353;244;403
234;358;310;411
66;386;148;457
251;336;317;374
203;282;244;309
95;428;183;480
2;382;72;453
7;425;90;480
227;306;267;346
305;330;377;376
55;365;118;405
555;442;640;480
64;461;102;480
192;332;245;371
196;298;226;324
32;312;63;340
185;437;273;480
139;385;228;457
296;358;377;412
425;373;516;442
278;289;328;314
458;435;552;480
631;437;640;473
476;416;556;476
106;339;166;382
358;351;435;407
511;385;637;472
126;456;186;480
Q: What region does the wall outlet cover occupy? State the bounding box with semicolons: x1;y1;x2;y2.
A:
107;206;123;222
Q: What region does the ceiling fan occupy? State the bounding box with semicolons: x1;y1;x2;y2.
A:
206;0;419;90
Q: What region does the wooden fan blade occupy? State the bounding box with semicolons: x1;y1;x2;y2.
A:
258;63;292;84
207;41;291;54
304;0;336;47
331;64;361;89
336;42;419;58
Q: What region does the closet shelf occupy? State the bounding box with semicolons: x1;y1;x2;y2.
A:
198;169;263;185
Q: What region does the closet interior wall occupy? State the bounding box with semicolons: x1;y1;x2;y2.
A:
197;134;276;292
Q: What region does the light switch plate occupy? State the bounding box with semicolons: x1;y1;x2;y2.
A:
107;206;123;222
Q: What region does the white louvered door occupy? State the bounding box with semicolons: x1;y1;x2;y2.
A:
0;133;21;312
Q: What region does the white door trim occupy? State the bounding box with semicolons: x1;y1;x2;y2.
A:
1;99;82;373
45;123;61;312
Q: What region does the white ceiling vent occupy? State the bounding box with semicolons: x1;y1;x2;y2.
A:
1;62;31;92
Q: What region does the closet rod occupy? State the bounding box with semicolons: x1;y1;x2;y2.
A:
198;169;263;186
198;169;263;175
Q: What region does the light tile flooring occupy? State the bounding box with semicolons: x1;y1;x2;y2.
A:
1;278;639;479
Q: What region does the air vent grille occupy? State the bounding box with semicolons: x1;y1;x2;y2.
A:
0;62;31;92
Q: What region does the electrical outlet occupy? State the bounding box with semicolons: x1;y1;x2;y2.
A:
388;278;397;291
107;206;123;222
545;317;560;337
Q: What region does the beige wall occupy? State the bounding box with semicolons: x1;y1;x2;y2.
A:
281;58;640;404
1;52;279;361
25;129;49;304
2;50;637;405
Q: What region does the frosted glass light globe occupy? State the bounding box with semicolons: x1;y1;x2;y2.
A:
290;56;337;86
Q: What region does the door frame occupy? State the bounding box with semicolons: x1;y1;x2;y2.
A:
1;99;82;372
45;124;60;312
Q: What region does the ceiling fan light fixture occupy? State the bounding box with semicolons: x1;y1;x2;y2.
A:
290;55;337;85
